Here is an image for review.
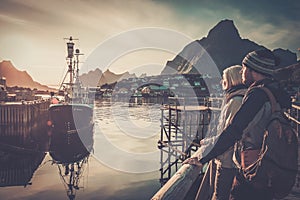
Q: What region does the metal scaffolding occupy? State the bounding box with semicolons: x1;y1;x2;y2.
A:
158;97;222;185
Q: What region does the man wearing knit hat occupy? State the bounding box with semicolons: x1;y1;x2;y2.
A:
241;48;277;86
184;48;291;200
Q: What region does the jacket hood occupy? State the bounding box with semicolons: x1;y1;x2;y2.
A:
225;84;247;103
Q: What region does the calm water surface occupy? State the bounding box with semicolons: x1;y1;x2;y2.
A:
0;101;162;200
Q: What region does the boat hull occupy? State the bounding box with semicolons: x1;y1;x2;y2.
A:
48;104;94;164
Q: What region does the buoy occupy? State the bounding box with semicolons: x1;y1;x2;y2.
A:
47;120;52;126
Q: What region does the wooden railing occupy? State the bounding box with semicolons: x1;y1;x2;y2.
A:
286;103;300;137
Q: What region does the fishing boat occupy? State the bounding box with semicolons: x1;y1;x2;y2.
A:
48;36;94;153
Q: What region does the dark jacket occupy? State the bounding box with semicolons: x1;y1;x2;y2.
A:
200;78;291;164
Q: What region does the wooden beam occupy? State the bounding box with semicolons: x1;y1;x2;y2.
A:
151;154;202;200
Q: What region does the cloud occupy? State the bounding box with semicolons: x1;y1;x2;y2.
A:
221;0;300;25
0;0;298;85
155;0;300;55
158;0;299;24
0;0;58;26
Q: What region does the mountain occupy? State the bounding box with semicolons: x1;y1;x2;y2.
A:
79;68;137;87
0;60;55;91
274;62;300;84
79;68;102;87
161;19;298;75
97;69;136;86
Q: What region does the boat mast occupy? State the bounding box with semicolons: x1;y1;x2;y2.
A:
58;36;79;91
67;36;75;85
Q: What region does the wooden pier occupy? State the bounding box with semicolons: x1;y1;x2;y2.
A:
152;101;300;200
0;101;50;137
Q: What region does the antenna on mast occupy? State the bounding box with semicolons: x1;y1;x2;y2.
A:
74;48;84;83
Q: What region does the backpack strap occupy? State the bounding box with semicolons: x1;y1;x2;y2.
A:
233;86;277;170
258;86;278;113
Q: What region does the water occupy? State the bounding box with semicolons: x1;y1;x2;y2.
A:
0;101;162;200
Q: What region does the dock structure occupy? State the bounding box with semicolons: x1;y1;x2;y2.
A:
0;101;50;187
157;97;222;187
0;101;50;138
153;100;300;200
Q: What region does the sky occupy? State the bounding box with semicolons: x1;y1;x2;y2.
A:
0;0;299;86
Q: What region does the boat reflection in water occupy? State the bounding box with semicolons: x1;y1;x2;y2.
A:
49;121;94;200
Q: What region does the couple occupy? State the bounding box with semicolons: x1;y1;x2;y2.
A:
183;49;291;200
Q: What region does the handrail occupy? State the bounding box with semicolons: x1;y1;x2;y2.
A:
151;150;203;200
292;103;300;111
285;112;300;126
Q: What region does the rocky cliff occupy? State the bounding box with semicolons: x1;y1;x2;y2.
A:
79;67;137;87
96;69;136;86
79;68;103;87
161;19;297;76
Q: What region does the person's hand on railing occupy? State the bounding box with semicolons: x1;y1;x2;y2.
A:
182;157;203;168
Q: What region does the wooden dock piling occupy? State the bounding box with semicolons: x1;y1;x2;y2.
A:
0;101;50;137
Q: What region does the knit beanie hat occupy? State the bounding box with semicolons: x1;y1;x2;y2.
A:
242;49;276;76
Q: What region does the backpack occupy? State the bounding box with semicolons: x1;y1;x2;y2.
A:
235;86;298;199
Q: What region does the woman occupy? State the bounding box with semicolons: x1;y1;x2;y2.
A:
184;65;247;200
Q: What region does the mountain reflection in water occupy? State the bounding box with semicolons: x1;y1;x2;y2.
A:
0;101;161;200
